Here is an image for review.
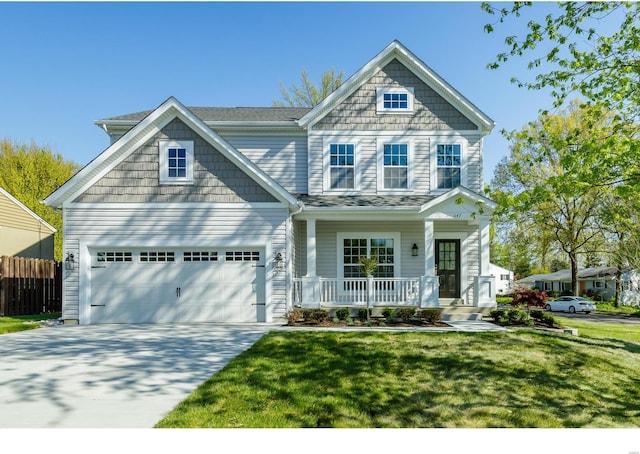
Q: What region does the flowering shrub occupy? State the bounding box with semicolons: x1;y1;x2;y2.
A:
510;286;549;308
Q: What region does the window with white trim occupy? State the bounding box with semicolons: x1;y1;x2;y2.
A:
329;144;355;190
338;233;400;279
376;87;414;113
437;144;461;189
159;140;194;184
383;143;409;189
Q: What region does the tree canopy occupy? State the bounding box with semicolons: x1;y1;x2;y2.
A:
0;140;79;261
273;68;344;107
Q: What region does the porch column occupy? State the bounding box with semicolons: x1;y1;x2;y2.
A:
305;218;317;277
301;218;320;308
479;219;490;276
421;220;439;308
474;219;496;308
424;220;435;276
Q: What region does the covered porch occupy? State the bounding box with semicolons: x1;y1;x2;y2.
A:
289;188;498;314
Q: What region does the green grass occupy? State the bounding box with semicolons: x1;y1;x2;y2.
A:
0;313;61;335
156;325;640;428
595;302;640;317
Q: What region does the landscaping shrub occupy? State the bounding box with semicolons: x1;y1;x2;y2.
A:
490;309;533;326
395;307;416;322
381;307;395;318
417;308;442;324
357;308;369;322
286;309;303;325
511;287;548;308
335;308;350;321
301;309;329;323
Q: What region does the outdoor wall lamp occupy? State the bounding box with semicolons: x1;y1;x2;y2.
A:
274;252;284;269
412;243;419;257
65;253;75;270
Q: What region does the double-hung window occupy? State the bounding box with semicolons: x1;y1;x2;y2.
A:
437;144;461;189
383;143;408;189
329;143;355;190
159;140;194;184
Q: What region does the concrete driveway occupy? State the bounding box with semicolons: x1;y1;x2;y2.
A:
0;323;271;428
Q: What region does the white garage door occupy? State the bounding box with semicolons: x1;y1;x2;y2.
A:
89;249;265;324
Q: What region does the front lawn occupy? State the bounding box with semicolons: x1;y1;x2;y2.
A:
0;313;61;335
595;302;640;317
156;325;640;428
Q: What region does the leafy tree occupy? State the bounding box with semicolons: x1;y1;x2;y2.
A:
0;140;79;260
273;68;344;107
490;103;611;295
483;2;640;199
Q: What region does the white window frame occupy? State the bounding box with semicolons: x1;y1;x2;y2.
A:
431;141;466;191
323;137;360;193
377;138;413;193
376;87;414;114
159;140;194;185
336;232;401;280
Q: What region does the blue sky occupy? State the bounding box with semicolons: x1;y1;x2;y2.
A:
0;1;561;183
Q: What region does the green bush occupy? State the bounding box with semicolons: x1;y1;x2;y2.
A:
381;307;395;318
301;309;329;323
395;307;416;322
335;308;350;321
490;309;533;326
417;308;442;324
357;308;369;322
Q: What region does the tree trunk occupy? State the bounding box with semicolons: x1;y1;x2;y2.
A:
570;252;580;296
614;267;622;308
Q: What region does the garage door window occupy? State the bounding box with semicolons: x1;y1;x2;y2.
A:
97;251;132;262
184;251;218;262
140;252;175;262
226;251;260;262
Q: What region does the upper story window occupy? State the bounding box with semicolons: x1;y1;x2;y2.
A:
376;87;414;114
329;144;355;190
437;144;461;189
159;140;194;185
383;143;409;189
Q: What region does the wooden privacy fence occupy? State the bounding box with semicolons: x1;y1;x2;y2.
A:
0;256;62;316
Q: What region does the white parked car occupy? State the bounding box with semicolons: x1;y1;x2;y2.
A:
545;296;596;314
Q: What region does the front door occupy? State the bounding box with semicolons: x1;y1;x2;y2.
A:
436;239;460;298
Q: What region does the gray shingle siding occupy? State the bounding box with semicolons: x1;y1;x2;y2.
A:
314;59;478;131
75;118;277;203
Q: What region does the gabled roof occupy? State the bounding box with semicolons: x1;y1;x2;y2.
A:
1;186;57;233
419;186;498;214
43;97;301;209
298;40;496;133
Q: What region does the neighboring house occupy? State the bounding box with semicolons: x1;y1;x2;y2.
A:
0;186;56;260
489;263;514;295
517;266;638;301
43;40;497;325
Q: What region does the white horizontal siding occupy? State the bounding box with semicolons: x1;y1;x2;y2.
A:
222;134;308;194
63;205;289;322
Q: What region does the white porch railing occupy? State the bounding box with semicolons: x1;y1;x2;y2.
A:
293;277;420;306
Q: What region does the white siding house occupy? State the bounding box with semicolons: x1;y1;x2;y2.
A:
44;40;497;325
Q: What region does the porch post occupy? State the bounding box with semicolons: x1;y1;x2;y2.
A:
420;220;439;308
306;218;317;277
479;219;490;276
474;219;496;308
301;218;320;308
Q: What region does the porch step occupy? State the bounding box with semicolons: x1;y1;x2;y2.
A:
442;312;484;322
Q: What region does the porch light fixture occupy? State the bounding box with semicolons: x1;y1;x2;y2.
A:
65;253;75;270
274;252;284;270
412;243;419;257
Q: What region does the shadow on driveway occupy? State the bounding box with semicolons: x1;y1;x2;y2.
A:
0;323;271;428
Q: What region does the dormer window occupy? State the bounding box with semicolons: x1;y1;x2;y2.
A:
159;140;194;185
376;87;414;113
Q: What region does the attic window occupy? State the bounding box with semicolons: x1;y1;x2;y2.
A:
159;140;194;185
376;87;414;113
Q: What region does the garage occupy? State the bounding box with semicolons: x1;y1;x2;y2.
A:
88;248;265;324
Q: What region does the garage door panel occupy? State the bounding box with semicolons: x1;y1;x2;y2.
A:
88;249;263;324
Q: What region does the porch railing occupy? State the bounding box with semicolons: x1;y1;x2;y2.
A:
293;277;420;306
